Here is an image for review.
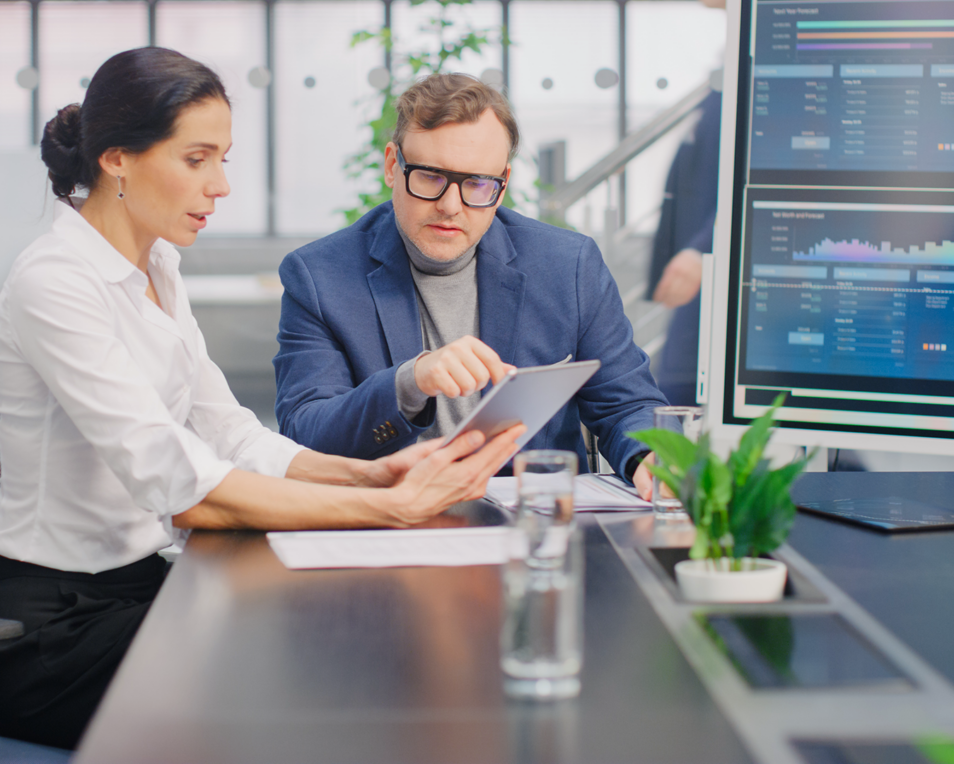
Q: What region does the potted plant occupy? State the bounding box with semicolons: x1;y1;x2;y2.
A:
630;395;810;603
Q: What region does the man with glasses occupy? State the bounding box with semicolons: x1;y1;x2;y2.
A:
274;73;667;490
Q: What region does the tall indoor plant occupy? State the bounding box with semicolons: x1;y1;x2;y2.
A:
630;395;811;602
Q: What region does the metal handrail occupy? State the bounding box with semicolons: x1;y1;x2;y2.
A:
541;79;714;218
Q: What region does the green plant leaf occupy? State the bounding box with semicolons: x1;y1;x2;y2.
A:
641;460;682;501
729;458;805;558
700;451;733;509
691;451;733;558
350;29;378;46
688;520;710;560
727;392;787;487
629;395;811;561
916;735;954;764
627;428;699;477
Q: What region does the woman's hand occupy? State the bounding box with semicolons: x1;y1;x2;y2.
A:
377;425;526;527
177;426;524;533
358;439;446;488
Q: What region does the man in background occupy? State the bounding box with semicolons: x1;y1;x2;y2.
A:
647;86;721;406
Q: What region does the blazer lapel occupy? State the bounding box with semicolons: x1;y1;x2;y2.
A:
366;216;424;366
477;218;526;366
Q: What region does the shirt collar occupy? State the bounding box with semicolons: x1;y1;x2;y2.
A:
396;221;478;276
51;197;181;284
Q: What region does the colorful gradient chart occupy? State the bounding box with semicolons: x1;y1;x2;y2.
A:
794;237;954;264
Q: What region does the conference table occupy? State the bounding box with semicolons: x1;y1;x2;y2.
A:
75;473;954;764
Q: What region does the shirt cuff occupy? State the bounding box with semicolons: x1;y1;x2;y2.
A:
625;450;651;483
161;516;192;549
231;431;308;478
395;352;432;420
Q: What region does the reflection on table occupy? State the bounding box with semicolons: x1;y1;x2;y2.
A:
75;502;751;764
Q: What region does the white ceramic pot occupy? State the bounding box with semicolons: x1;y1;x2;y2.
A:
674;557;787;603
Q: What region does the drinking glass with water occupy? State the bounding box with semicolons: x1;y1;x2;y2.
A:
651;406;704;516
501;450;583;700
513;450;575;565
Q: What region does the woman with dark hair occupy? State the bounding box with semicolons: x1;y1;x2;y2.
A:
0;47;521;750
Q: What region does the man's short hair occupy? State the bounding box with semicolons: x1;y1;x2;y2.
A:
393;73;520;161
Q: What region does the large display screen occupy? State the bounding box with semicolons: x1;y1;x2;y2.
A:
749;0;954;185
723;0;954;443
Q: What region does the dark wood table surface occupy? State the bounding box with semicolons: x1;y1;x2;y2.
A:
75;473;954;764
75;501;751;764
789;472;954;686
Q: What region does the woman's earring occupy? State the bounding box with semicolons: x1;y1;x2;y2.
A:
117;176;125;200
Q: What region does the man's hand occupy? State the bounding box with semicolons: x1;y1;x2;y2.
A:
414;335;515;398
634;454;655;499
634;453;679;503
652;248;703;309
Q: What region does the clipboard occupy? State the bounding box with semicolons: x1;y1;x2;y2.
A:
442;359;601;449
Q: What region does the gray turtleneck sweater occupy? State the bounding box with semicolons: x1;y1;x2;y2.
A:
394;226;482;441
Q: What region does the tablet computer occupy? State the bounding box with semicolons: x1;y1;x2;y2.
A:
442;359;601;449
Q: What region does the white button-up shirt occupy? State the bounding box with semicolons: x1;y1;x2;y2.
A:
0;200;305;573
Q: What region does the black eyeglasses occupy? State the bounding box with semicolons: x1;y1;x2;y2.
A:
395;145;507;208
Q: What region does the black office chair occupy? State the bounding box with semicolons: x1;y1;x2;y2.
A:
0;471;22;652
581;424;601;473
0;622;72;762
0;508;70;762
0;737;72;764
0;624;72;763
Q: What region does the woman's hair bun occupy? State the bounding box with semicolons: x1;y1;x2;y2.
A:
40;103;87;198
38;49;229;200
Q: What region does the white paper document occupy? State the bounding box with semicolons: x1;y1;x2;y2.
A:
484;474;651;512
267;527;512;571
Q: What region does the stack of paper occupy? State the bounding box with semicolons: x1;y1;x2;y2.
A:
267;526;512;570
484;474;651;512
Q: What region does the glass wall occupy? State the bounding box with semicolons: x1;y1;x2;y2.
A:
509;0;620;229
0;0;729;424
0;2;31;150
273;0;381;234
391;0;502;80
627;1;725;110
39;1;148;127
157;1;269;235
625;0;726;227
0;0;728;239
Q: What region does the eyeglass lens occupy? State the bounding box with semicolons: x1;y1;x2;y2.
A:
408;169;501;206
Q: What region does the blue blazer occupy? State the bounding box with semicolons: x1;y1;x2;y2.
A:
274;203;668;477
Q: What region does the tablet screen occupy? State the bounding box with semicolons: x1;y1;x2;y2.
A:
442;360;601;448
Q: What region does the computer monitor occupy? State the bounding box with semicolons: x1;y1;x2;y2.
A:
708;0;954;455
